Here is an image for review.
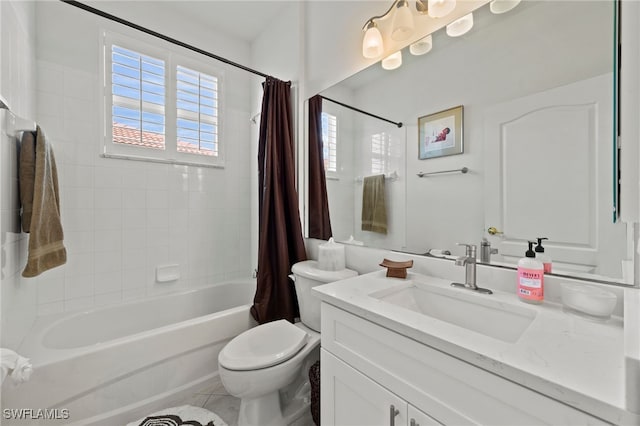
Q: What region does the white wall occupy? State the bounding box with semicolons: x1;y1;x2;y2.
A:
23;1;254;316
0;1;37;349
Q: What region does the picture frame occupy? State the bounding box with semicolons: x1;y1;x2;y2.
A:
418;105;464;160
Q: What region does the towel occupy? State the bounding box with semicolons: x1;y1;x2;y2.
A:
19;126;67;277
361;174;387;234
0;348;33;385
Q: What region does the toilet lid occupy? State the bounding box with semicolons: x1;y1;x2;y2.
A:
219;320;308;371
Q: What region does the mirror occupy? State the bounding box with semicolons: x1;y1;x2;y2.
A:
311;1;633;284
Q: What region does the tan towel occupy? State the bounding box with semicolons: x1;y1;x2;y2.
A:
19;126;67;277
361;174;387;234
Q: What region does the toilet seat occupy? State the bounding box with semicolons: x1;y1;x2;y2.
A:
219;320;308;371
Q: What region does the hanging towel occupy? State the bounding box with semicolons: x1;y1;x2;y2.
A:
19;126;67;277
361;174;387;234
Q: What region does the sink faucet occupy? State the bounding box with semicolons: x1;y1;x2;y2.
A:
451;243;493;294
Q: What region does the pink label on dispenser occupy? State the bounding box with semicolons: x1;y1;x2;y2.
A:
543;262;552;273
518;268;544;301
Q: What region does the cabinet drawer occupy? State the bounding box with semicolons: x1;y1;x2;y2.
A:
321;303;609;426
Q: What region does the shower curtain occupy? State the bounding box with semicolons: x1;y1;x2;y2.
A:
307;95;332;240
251;77;307;324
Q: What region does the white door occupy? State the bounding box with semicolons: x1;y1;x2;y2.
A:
321;349;407;426
483;74;626;276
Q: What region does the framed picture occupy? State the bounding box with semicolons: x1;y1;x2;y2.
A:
418;105;464;160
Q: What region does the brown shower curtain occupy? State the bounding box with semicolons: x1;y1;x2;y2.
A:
251;77;307;324
307;95;333;240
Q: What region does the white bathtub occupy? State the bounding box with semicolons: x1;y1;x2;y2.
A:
2;280;256;426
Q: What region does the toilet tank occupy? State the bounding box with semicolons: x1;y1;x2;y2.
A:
291;260;357;332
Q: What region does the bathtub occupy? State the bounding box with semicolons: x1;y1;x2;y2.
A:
2;280;256;426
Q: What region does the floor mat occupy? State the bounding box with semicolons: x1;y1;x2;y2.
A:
127;405;229;426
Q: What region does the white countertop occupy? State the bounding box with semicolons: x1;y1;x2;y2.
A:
313;270;639;425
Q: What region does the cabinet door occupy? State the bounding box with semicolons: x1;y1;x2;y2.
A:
408;405;443;426
321;349;407;426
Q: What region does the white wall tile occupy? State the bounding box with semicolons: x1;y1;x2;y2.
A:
94;271;122;295
123;189;146;209
94;188;122;210
94;209;123;230
94;229;122;252
64;296;94;312
37;276;65;304
64;274;94;300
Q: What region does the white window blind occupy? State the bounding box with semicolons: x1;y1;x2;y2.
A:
371;132;390;174
176;66;218;157
111;45;166;150
321;112;337;173
103;31;225;168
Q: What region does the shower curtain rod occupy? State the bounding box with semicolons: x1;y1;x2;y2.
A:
60;0;271;79
319;95;403;128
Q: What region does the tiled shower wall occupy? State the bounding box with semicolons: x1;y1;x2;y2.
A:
32;60;253;316
27;2;254;317
0;1;37;349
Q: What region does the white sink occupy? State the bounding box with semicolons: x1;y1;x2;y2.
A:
370;282;536;343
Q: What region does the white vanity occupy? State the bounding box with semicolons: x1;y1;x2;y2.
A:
313;270;639;425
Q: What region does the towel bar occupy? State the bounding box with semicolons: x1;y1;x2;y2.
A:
417;167;468;177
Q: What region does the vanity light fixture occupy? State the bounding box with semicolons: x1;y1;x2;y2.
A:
428;0;457;18
446;12;474;37
489;0;521;14
362;0;455;59
381;51;403;70
391;0;415;41
362;21;384;58
409;34;433;56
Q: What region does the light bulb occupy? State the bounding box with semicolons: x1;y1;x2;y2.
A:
446;13;473;37
410;35;433;56
428;0;456;18
391;0;414;41
381;51;402;70
490;0;521;14
362;22;383;58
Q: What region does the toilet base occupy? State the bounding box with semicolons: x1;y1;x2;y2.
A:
237;382;311;426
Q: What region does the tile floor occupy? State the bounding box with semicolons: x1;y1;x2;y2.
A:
165;375;315;426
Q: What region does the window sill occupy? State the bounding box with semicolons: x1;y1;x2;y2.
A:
100;153;225;169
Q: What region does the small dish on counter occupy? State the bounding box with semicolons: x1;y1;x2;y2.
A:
561;282;617;320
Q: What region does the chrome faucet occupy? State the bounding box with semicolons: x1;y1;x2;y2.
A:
451;243;493;294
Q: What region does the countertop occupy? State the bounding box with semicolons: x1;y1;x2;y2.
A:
313;270;639;425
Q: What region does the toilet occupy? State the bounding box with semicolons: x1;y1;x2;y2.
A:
218;260;357;426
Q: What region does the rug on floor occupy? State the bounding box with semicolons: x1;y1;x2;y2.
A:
127;405;229;426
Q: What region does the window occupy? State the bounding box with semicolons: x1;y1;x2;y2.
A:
111;46;166;150
176;66;218;157
371;132;391;174
321;112;337;173
103;32;224;167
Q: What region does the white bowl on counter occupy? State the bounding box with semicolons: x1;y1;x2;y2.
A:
561;283;617;320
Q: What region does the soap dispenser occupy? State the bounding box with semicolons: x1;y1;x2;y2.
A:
517;241;544;304
535;237;552;273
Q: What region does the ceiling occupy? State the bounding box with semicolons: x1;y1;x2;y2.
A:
158;1;290;42
89;1;291;43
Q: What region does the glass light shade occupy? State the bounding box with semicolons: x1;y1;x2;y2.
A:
446;13;474;37
409;34;433;56
391;1;414;41
381;51;402;70
490;0;521;14
427;0;456;18
362;24;384;58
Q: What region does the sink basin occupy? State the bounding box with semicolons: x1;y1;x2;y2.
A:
370;283;536;343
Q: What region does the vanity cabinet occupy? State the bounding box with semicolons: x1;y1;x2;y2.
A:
322;349;441;426
320;302;609;426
